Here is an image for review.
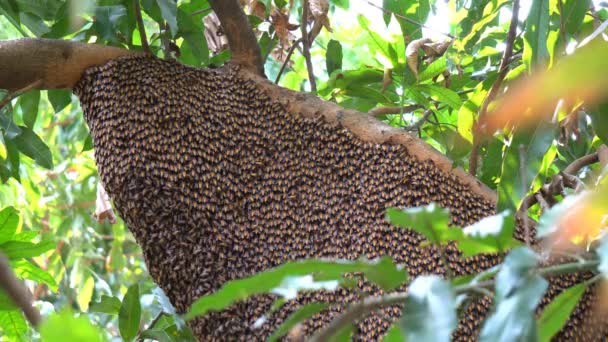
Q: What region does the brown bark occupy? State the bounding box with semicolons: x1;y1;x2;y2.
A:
0;38;136;91
208;0;265;77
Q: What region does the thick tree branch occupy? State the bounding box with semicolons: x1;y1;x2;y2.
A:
0;38;135;91
0;253;41;327
208;0;265;76
469;0;520;176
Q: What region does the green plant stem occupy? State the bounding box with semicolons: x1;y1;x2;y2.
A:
307;258;600;342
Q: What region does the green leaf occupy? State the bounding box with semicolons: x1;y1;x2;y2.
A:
82;133;94;152
457;211;520;257
40;310;106;342
0;239;55;259
157;0;178;37
497;121;556;212
93;5;128;42
561;0;591;35
140;329;173;342
77;274;95;312
119;283;142;342
90;295;123;315
11;126;53;169
0;289;18;310
589;100;608;145
523;0;550;70
0;310;27;339
177;8;208;66
457;87;487;144
400;276;457;341
268;303;329;342
186;258;407;320
418;56;447;82
479;247;547;342
0;104;22;139
12;259;58;292
18;90;39;128
415;84;462;110
381;325;404;341
0;206;18;245
3;137;20;181
538;283;586;342
326;39;343;75
47;89;71;114
386;203;454;245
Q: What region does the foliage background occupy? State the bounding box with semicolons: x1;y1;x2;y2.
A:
0;0;607;341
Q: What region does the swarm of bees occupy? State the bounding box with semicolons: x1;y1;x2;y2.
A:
75;55;603;341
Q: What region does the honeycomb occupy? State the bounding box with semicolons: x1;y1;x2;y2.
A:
74;55;603;341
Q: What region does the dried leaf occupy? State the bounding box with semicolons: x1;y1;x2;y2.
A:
94;182;116;224
271;9;299;49
382;68;393;93
308;0;332;42
249;0;266;19
405;38;431;80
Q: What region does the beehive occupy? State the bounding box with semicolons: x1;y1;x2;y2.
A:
74;55;603;341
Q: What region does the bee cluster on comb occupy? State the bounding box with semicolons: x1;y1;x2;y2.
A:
74;55;603;341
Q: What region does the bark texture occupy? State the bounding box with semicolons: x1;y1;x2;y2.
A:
0;38;135;91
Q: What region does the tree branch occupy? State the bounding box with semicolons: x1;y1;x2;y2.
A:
275;38;303;84
516;151;600;222
0;253;41;328
301;0;317;92
368;105;421;117
133;0;150;53
0;38;135;91
208;0;265;76
469;0;520;176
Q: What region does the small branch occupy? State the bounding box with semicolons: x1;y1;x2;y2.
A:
368;105;421;117
516;151;599;221
133;0;150;53
308;258;599;341
275;38;303;84
469;0;520;176
0;253;41;328
519;144;531;247
190;7;211;16
404;109;434;132
301;0;317;92
0;80;42;111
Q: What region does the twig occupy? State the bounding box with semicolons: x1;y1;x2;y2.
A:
519;144;531;247
136;311;168;341
0;80;42;111
0;253;41;327
308;258;599;341
275;38;303;84
301;0;317;92
516;152;599;222
468;0;520;176
191;7;211;16
368;105;421;117
404;109;434;132
363;0;454;39
133;0;150;53
578;19;608;48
